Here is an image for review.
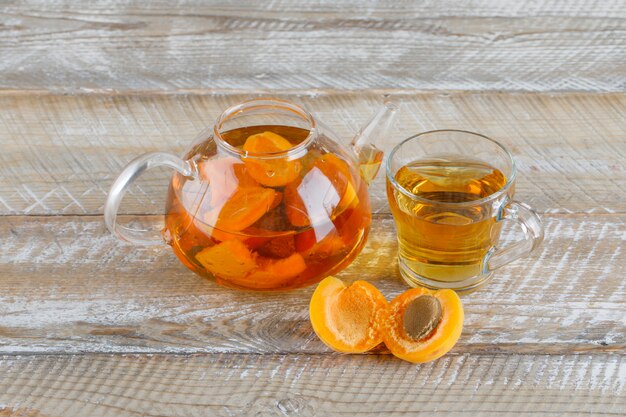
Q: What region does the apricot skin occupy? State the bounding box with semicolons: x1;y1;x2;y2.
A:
309;278;464;363
242;131;302;187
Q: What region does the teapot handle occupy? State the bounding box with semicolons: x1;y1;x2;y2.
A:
104;152;196;245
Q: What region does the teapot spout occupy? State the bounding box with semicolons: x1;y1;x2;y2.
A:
351;99;399;185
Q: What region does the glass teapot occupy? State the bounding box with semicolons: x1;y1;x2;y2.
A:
105;98;397;291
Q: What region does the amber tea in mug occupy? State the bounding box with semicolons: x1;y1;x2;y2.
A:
386;130;544;292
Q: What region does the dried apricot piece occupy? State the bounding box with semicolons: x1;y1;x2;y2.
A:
232;163;261;188
208;186;278;232
208;227;265;249
243;131;294;154
197;158;259;208
269;190;283;210
315;154;359;215
254;253;307;282
382;287;463;363
295;229;345;260
211;227;295;250
284;168;329;227
242;131;302;187
195;239;256;280
285;153;359;227
310;276;388;353
257;234;296;258
227;253;307;290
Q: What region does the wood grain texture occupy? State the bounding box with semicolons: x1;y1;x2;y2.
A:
1;92;624;216
1;1;625;92
2;3;625;414
0;353;624;416
0;214;623;354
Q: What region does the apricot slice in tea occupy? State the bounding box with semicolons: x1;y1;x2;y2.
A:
227;253;307;290
295;229;345;259
209;186;278;232
252;253;307;284
209;227;268;250
242;131;302;187
315;154;359;215
195;239;256;280
196;158;260;208
211;226;294;251
310;276;388;353
232;163;261;188
382;287;463;363
256;234;296;258
243;131;294;154
269;190;283;209
285;153;359;227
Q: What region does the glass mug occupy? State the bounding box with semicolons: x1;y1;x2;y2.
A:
386;130;544;292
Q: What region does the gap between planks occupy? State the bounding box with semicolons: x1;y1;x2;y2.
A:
1;89;624;96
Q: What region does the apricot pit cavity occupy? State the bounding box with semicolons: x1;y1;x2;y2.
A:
403;295;442;341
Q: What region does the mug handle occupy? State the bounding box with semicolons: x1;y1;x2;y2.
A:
485;200;545;272
104;152;196;245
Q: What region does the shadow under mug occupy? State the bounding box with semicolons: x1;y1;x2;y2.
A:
385;130;544;292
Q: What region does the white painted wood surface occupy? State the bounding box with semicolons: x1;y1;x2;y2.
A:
0;353;624;416
1;2;625;414
0;92;624;216
1;0;625;92
0;214;623;354
0;92;623;415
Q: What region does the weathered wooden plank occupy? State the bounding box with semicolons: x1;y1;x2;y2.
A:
1;1;625;92
0;214;623;354
0;92;624;215
0;353;624;416
6;0;626;19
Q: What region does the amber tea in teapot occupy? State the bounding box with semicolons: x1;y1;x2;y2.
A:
105;99;398;291
165;125;373;290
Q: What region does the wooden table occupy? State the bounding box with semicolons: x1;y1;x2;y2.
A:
1;1;624;415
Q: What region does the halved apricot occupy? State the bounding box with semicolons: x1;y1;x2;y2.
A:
195;239;257;280
208;186;278;232
310;276;388;353
242;131;302;187
382;287;463;363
